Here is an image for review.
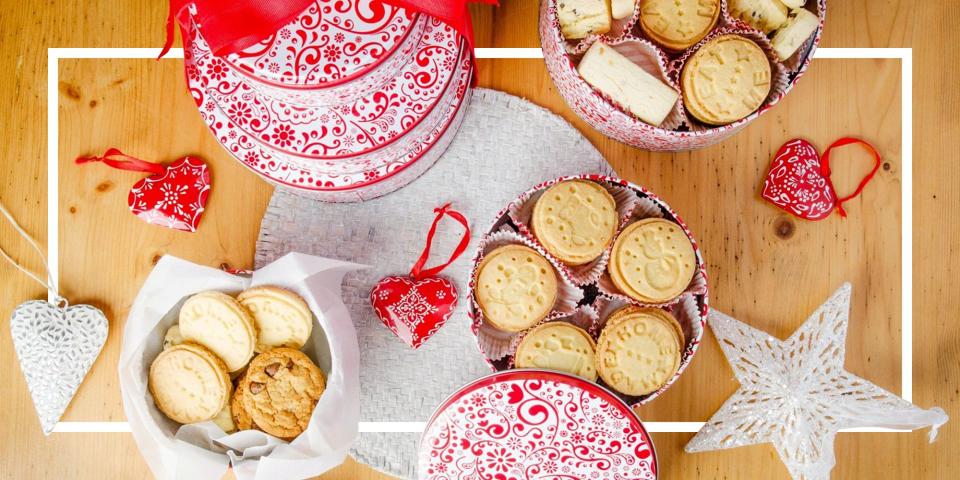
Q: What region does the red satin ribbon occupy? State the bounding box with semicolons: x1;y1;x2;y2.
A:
160;0;497;84
410;203;471;281
821;137;882;218
75;148;166;176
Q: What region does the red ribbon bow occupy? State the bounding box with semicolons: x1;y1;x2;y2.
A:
160;0;497;84
410;203;471;280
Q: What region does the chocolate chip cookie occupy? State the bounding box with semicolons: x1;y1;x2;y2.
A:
239;348;326;438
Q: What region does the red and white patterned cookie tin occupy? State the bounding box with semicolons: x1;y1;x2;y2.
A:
223;0;427;106
467;175;709;408
184;3;473;202
418;369;658;479
539;0;826;151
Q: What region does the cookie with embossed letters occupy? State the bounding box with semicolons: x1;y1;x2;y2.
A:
179;291;257;373
608;218;696;304
239;348;325;439
515;321;598;381
596;306;683;396
238;286;313;352
681;34;771;125
532;180;618;266
149;342;232;424
640;0;720;50
475;245;559;332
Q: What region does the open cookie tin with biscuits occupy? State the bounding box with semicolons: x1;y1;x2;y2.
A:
468;174;709;407
539;0;826;151
118;253;361;479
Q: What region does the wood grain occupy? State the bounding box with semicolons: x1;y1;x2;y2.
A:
0;1;956;479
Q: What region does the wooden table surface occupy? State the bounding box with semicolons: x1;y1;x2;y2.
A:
1;1;957;478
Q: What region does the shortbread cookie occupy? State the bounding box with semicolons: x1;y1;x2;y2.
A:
532;180;619;265
179;291;257;372
771;7;818;61
609;218;697;303
149;342;231;425
515;322;598;381
681;35;771;125
212;404;236;433
240;348;326;439
238;286;313;352
640;0;720;50
728;0;789;33
611;0;636;19
162;324;183;350
475;245;559;332
577;41;679;126
558;0;611;40
596;307;682;396
231;372;255;431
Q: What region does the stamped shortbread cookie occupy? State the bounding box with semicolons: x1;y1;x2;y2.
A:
532;180;618;265
609;218;697;304
179;291;257;372
238;286;313;352
681;34;772;125
149;342;231;424
475;245;559;332
639;0;720;50
240;348;326;439
515;322;598;381
162;324;183;350
596;307;682;396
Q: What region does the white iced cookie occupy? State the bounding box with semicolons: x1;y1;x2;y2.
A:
149;342;231;424
179;291;257;372
162;324;183;350
237;286;313;352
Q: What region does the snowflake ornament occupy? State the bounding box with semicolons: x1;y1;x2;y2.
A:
686;283;948;480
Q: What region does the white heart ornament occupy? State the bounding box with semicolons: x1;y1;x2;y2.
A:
10;300;108;434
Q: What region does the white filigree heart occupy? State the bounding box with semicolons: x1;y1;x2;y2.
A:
10;300;108;434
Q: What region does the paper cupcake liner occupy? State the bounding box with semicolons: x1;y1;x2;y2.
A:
506;176;638;286
596;194;709;307
590;293;707;405
538;0;825;151
505;305;599;369
470;229;585;361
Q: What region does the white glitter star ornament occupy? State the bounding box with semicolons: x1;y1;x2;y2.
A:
685;283;948;480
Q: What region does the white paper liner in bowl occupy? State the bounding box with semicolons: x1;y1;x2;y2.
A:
470;229;585;361
506;176;638;286
596;194;708;308
505;305;600;369
590;293;706;405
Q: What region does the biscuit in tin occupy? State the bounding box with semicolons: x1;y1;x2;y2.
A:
596;307;682;396
515;321;598;381
681;34;771;125
475;245;559;332
609;218;697;304
149;342;232;425
179;291;258;372
532;180;618;265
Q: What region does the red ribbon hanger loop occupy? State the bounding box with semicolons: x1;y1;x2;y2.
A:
410;203;471;281
820;137;882;218
75;148;167;176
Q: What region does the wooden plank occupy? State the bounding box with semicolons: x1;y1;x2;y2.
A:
0;1;955;479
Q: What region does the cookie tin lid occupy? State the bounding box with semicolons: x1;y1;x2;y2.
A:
222;0;421;90
204;17;463;160
417;369;658;479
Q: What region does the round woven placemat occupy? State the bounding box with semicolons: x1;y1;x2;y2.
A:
255;88;611;478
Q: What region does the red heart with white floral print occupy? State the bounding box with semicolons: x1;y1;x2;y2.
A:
370;276;458;349
761;139;836;221
127;157;211;232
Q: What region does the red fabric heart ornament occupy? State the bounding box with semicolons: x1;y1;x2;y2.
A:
761;137;881;221
370;203;470;349
76;149;211;232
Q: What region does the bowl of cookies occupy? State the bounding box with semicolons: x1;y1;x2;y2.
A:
539;0;825;150
119;253;362;479
469;175;708;406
